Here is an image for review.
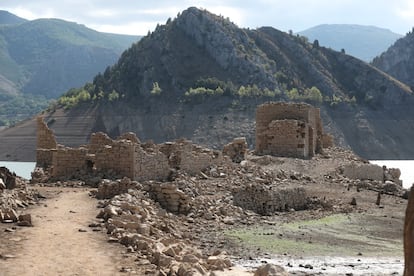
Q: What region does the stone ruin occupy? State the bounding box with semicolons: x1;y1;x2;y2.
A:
233;184;307;215
35;117;223;181
255;102;333;159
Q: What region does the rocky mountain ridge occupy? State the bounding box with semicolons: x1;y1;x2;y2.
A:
1;7;414;160
372;29;414;89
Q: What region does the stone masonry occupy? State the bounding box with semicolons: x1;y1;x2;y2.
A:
36;117;223;181
255;102;330;159
233;183;307;215
36;117;57;168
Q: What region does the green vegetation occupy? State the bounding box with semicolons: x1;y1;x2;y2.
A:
0;94;49;126
0;12;139;122
150;82;162;95
286;86;323;104
225;214;402;257
56;81;124;109
58;87;91;109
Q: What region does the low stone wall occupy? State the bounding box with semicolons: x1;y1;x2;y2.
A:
151;183;192;214
233;183;308;215
341;163;383;181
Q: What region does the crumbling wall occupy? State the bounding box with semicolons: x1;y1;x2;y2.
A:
151;183;192;214
134;144;170;181
179;143;222;175
341;163;384;181
52;147;88;178
96;178;140;199
263;119;310;158
36;117;58;168
36;118;225;182
222;137;247;163
255;102;327;159
233;183;308;215
159;140;223;175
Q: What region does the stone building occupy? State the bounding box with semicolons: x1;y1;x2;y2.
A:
255;102;331;159
36;117;223;181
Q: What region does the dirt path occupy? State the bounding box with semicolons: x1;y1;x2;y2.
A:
1;187;131;276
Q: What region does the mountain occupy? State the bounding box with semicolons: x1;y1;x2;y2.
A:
1;7;414;161
298;24;402;62
0;11;140;126
372;30;414;89
0;10;27;25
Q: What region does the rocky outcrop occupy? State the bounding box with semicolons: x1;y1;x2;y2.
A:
372;31;414;88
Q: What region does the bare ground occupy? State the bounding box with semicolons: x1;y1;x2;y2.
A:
0;187;139;276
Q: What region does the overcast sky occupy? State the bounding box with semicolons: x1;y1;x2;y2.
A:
1;0;414;36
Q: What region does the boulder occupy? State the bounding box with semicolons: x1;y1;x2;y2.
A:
254;264;288;276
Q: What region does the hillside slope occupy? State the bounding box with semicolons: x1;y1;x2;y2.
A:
0;11;139;125
298;24;402;62
0;10;26;25
1;7;414;161
372;30;414;89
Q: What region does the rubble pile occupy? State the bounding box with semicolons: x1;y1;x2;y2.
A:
0;167;38;224
96;177;141;199
222;137;248;163
95;184;234;275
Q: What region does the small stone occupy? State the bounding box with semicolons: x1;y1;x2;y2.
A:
78;228;87;232
18;214;32;227
350;197;357;206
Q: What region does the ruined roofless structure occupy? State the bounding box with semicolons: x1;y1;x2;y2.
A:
255;102;332;159
35;117;223;181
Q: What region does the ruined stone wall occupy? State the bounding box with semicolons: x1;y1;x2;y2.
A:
179;143;222;175
151;183;192;214
159;140;223;175
233;183;308;215
52;147;88;178
341;163;383;181
262;119;309;158
36;117;58;167
222;137;247;163
88;132;136;179
36;118;226;181
95;142;136;179
255;102;325;158
134;145;170;181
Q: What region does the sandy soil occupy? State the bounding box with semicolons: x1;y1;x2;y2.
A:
0;187;136;276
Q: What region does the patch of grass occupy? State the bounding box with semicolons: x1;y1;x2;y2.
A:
225;213;403;257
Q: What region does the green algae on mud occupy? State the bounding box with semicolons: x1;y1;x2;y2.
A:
225;213;403;257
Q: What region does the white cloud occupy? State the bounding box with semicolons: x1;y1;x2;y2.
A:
396;0;414;19
1;0;413;35
88;21;158;36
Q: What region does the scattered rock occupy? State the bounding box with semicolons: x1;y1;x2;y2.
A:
254;263;288;276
